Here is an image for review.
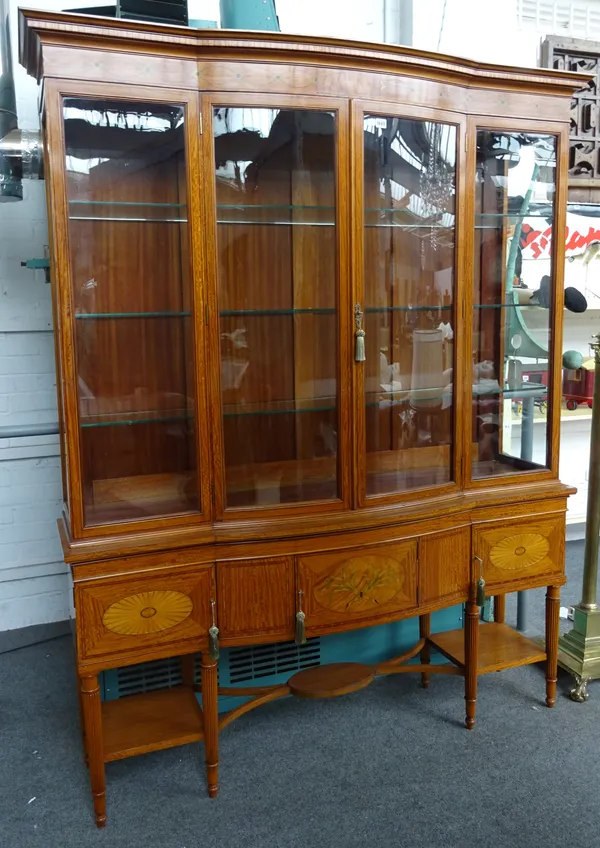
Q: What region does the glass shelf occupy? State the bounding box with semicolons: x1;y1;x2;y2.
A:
474;303;547;310
75;311;191;319
220;308;335;317
365;305;452;313
473;383;546;398
68;200;188;223
223;401;337;417
80;410;192;429
216;203;334;227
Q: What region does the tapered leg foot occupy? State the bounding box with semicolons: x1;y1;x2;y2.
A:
80;675;107;827
419;614;431;689
545;585;560;708
464;600;479;730
201;654;219;798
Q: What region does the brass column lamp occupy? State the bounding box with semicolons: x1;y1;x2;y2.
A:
558;332;600;701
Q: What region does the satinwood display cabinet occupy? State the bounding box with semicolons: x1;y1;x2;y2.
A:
19;8;588;827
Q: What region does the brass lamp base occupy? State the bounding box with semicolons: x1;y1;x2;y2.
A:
558;607;600;701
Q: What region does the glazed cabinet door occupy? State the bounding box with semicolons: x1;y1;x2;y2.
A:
352;103;464;505
469;120;567;483
45;83;210;535
204;95;351;515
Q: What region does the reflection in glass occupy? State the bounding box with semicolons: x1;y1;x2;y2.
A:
472;131;556;478
213;107;339;508
63;99;198;524
363;116;457;496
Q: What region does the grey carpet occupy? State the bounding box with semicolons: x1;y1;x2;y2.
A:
1;539;597;848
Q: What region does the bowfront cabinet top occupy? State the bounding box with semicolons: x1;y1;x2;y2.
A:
18;9;587;559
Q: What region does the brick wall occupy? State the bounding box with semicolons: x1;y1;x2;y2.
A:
0;178;69;630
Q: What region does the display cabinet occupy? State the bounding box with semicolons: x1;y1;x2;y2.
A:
19;8;588;827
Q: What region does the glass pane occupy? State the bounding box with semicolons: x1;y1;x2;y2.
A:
363;115;457;496
472;131;556;478
63;98;198;524
213;107;339;508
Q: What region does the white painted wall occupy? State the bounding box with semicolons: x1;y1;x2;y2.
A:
0;0;596;630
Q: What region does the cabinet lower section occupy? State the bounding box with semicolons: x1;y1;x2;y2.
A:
70;501;568;826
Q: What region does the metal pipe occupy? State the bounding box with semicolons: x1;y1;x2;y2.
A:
0;0;43;200
580;335;600;609
0;423;59;439
383;0;413;46
0;127;43;180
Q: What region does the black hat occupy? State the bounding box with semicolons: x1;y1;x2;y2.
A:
564;287;588;313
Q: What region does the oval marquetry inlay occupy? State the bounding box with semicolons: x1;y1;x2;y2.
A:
489;533;549;571
314;555;405;613
102;590;193;636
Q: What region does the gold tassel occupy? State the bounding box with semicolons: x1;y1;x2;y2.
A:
355;329;366;362
295;589;307;645
209;624;220;660
476;576;486;608
209;598;219;660
295;611;306;645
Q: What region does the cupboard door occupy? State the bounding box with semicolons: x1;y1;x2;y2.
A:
473;514;565;591
59;92;208;528
420;526;470;605
297;540;418;634
471;127;559;480
359;109;459;499
75;564;214;669
210;100;348;511
217;557;295;645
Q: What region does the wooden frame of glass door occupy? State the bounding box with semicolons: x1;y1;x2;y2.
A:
463;115;570;490
201;92;352;520
43;79;212;539
351;100;468;509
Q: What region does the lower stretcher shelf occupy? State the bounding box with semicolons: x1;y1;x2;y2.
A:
428;623;547;674
102;686;204;762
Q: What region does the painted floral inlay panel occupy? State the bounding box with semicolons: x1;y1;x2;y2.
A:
314;555;406;613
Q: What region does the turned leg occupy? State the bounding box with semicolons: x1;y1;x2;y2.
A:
545;585;560;708
494;594;506;624
419;613;431;689
80;675;107;828
181;654;196;687
201;655;219;798
464;600;479;730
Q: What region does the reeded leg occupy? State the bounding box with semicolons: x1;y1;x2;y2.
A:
201;655;219;798
545;585;560;708
80;675;106;828
464;600;479;730
419;614;431;689
494;594;506;624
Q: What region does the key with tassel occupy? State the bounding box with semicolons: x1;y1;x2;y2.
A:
354;303;366;362
474;556;486;607
208;598;220;660
295;589;307;645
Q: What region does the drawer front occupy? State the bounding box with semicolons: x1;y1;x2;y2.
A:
217;557;295;645
473;515;565;590
420;526;470;605
75;564;214;666
297;540;418;634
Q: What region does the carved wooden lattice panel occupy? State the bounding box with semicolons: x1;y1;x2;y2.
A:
542;36;600;183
